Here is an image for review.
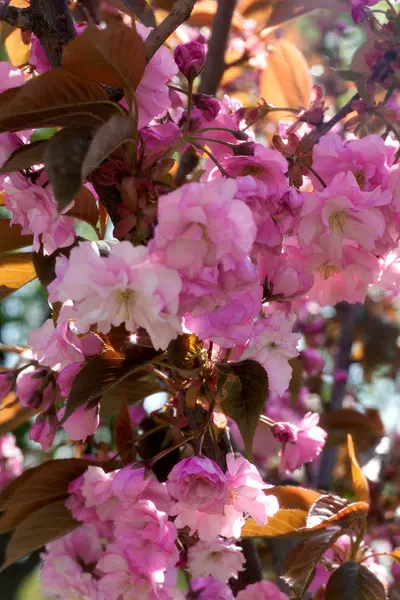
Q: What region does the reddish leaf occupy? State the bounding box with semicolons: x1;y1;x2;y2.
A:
320;409;384;448
0;69;116;133
282;528;344;598
0;393;36;436
67;187;99;232
306;494;369;531
113;402;135;464
99;203;109;239
0;252;36;300
63;23;146;91
0;220;33;253
101;374;162;419
241;509;308;538
264;486;321;511
324;562;386;600
2;499;79;569
347;434;370;505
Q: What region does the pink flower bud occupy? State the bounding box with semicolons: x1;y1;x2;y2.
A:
301;348;325;377
16;369;54;411
29;411;57;450
174;41;206;80
271;422;298;444
193;93;220;121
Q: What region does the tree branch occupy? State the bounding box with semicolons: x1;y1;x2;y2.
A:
30;0;76;68
144;0;197;61
0;1;33;29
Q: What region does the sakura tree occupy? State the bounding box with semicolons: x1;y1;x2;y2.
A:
0;0;398;598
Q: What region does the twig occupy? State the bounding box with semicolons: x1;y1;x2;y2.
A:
121;0;156;28
144;0;198;61
30;0;76;67
0;1;33;29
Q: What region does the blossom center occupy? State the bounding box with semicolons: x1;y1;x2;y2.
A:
354;170;365;189
116;289;135;314
318;262;340;280
328;210;346;234
241;165;263;177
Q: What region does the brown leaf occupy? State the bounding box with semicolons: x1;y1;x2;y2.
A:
67;187;99;232
282;528;344;598
99;203;109;239
113;402;135;464
0;68;116;133
187;1;244;33
167;334;204;376
0;252;36;300
66;346;159;420
2;499;79;569
347;434;370;505
81;115;136;180
101;374;162;419
260;39;311;122
324;562;386;600
45;127;94;213
306;494;369;531
0;220;33;253
0;140;47;175
241;509;308;538
63;23;146;91
320;409;384;448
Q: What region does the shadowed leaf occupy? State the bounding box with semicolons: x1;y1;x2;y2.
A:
81;115;136;179
67;187;99;232
306;494;369;530
347;434;370;505
45;127;94;213
63;23;146;91
0;394;36;436
0;140;47;174
113;402;135;464
0;220;32;253
325;562;386;600
2;499;79;569
264;486;321;511
0;252;36;299
167;334;204;376
220;359;268;459
320;409;384;448
101;374;162;418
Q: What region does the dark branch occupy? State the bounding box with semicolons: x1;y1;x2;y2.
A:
30;0;76;67
0;1;33;29
145;0;197;61
121;0;156;28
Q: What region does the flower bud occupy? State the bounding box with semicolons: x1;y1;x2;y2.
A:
193;93;220;121
271;422;298;444
174;41;206;81
301;348;325;377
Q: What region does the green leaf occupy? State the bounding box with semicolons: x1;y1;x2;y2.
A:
45;127;94;213
324;562;386;600
220;359;268;459
81;115;136;180
282;528;344;598
0;140;48;174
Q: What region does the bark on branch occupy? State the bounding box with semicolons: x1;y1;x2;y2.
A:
0;1;33;30
144;0;197;61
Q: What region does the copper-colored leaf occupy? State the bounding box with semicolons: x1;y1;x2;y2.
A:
0;140;47;175
63;23;146;91
241;509;308;538
260;39;311;121
67;186;99;232
3;499;79;569
325;562;386;600
0;252;36;300
390;548;400;564
347;434;370;505
0;220;33;253
113;402;135;464
320;409;384;448
187;1;244;33
306;494;369;531
0;393;36;436
0;69;116;133
282;528;343;598
264;486;321;511
99;203;109;239
5;27;31;67
81;115;137;179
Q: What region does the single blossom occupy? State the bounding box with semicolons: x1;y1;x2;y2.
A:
242;311;300;395
174;41;206;80
29;411;58;450
278;412;327;473
187;538;246;582
59;402;100;442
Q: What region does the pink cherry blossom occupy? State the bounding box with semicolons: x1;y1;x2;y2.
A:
191;576;234;600
258;249;314;301
136;23;178;128
312;133;393;191
53;240;182;350
242;311;300;395
225;453;279;525
298;172;391;260
150;178;256;278
236;580;289;599
114;499;179;572
167;456;227;513
174;40;206;79
184;284;262;347
0;434;23;490
301;348;325;376
16;369;54;411
188;538;245;582
60;402;100;442
111;465;150;504
278;412;327;473
3;173;75;255
57;362;83;397
40;525;104;600
28;318;84;372
29;410;58;450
